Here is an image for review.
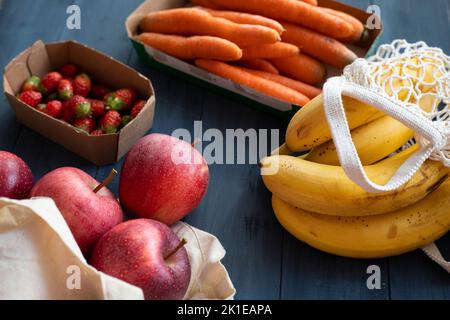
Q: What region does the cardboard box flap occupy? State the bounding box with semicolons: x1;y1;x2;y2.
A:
4;62;29;95
28;40;52;77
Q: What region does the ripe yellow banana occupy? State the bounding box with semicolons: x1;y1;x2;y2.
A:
260;145;449;216
305;116;414;165
285;95;384;152
271;180;450;258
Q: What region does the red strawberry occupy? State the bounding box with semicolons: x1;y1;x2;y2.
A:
131;100;146;118
18;90;42;108
88;99;106;118
40;72;62;94
69;95;92;118
73;118;97;133
45;100;63;118
59;64;78;78
58;79;74;100
99;111;121;134
105;88;136;111
22;76;41;92
90;129;104;136
73;73;92;97
61;100;75;123
91;84;110;100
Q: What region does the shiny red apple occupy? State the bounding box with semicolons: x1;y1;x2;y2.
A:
0;151;34;199
90;219;191;300
30;167;123;256
119;133;209;225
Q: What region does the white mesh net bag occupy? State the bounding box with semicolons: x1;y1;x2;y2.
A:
322;40;449;272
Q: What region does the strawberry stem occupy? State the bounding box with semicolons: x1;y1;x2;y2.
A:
93;169;117;193
164;238;187;260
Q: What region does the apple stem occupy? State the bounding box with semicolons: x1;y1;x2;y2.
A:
164;238;187;260
93;169;118;193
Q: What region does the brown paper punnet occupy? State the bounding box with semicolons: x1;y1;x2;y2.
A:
125;0;383;117
3;40;156;165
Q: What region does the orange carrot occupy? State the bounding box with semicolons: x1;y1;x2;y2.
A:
190;0;221;9
281;22;358;69
238;67;322;99
205;0;354;41
197;7;285;35
138;33;242;61
320;8;365;43
195;59;310;106
299;0;318;5
139;8;280;48
241;42;299;60
236;59;279;74
270;53;326;86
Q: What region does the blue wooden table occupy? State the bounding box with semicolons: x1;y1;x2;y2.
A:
1;0;449;300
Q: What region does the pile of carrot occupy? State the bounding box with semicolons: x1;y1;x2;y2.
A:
137;0;366;107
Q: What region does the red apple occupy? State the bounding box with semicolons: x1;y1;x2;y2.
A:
30;167;123;256
0;151;34;199
119;133;209;225
90;219;191;300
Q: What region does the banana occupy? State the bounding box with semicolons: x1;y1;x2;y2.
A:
305;116;414;165
285;95;384;152
271;181;450;258
260;145;449;216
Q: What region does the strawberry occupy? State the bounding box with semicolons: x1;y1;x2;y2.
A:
69;95;92;118
59;64;78;79
120;115;133;128
18;90;42;108
105;88;136;111
131;100;146;118
58;79;74;100
40;72;62;94
73;117;97;133
73;73;92;97
61;100;75;123
45;100;63;118
88;99;106;118
90;129;104;136
21;76;41;92
99;111;121;134
91;84;110;100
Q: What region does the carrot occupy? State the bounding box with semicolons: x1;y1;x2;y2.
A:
270;53;326;86
281;22;358;69
320;8;365;43
241;42;299;60
205;0;354;41
190;0;221;9
237;67;322;99
139;8;280;48
197;7;285;35
138;33;242;61
236;59;279;74
195;59;310;106
299;0;318;5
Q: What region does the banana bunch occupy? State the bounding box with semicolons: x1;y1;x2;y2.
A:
260;57;449;258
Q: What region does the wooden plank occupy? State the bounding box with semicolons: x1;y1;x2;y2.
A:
372;0;450;300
